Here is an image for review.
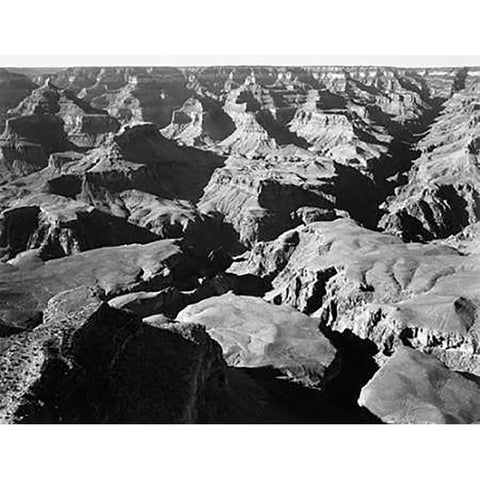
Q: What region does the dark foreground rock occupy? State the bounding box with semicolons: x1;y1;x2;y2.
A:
0;286;373;424
0;287;227;423
2;65;480;424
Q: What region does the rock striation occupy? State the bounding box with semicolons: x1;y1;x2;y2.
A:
381;81;480;241
0;122;230;260
0;194;159;261
0;69;36;131
231;218;480;375
8;80;120;148
1;64;480;423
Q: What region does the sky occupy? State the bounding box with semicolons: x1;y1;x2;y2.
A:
1;56;480;68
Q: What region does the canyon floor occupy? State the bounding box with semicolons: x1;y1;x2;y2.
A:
1;64;480;423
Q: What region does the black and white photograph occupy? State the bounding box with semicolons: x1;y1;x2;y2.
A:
4;60;480;425
1;0;479;477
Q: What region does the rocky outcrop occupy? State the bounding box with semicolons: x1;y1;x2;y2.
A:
198;155;336;246
380;81;480;241
114;189;237;254
198;154;385;246
161;96;235;146
217;87;279;158
289;108;392;168
176;292;338;388
106;269;270;321
2;113;72;153
0;122;225;210
68;123;224;203
0;238;202;334
0;193;159;261
231;218;480;374
4;64;480;424
0;287;228;423
88;69;191;128
0;114;73;182
0;69;36;131
0;123;233;259
359;346;480;424
8;81;120;148
36;67;103;93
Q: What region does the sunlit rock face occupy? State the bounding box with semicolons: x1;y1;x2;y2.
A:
231;218;480;375
359;347;480;424
380;81;480;241
8;81;120;148
1;64;480;424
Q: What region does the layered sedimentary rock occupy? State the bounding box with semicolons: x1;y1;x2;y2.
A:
199;155;337;246
0;114;73;182
85;69;191;128
1;65;480;424
161;96;235;146
38;123;228;250
381;81;480;241
289;108;392;168
8;80;120;148
198;154;385;246
114;189;237;254
0;193;158;261
63;122;225;203
0;69;36;130
231;218;480;374
0;120;230;261
40;65;440;166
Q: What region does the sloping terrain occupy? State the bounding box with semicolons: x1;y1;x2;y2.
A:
1;64;480;423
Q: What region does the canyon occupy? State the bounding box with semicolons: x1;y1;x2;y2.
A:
1;64;480;423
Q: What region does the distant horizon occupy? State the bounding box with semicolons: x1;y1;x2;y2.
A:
2;55;480;69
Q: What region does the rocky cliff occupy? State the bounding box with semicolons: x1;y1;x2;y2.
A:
1;64;480;423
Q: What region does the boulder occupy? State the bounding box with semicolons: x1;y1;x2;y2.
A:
359;346;480;424
176;292;338;388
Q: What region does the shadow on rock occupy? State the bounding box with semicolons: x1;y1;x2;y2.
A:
318;324;382;423
214;365;382;424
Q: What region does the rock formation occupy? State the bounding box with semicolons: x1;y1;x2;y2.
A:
8;80;120;148
0;287;228;423
380;81;480;241
0;69;36;130
359;347;480;423
176;292;338;388
0;238;202;334
231;218;480;374
1;64;480;423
